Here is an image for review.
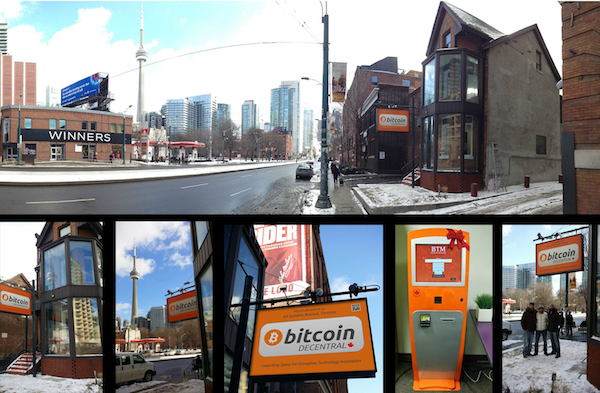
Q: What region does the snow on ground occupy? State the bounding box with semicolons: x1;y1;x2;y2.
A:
503;340;598;393
301;189;336;215
116;379;205;393
0;373;101;393
354;181;563;214
502;339;522;349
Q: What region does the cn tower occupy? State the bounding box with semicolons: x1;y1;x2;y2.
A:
130;240;140;328
136;4;148;125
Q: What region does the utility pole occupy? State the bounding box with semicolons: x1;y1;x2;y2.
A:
316;9;332;209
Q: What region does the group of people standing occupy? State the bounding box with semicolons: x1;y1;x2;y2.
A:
521;302;565;358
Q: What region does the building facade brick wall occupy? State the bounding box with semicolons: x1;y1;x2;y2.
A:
41;357;102;379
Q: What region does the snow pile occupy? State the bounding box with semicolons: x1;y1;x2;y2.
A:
301;189;336;215
0;373;101;393
117;379;205;393
503;340;598;393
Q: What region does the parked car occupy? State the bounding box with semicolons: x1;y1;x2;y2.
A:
116;352;156;385
296;164;313;179
502;321;512;341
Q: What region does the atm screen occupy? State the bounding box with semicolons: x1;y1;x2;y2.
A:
415;244;462;283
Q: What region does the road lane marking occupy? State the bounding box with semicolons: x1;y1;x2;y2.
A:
240;174;253;178
230;188;251;197
26;198;96;205
181;183;209;190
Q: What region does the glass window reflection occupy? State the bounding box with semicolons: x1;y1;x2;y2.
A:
199;262;213;379
70;241;95;285
423;117;435;170
424;59;435;106
439;54;461;101
467;56;479;103
229;237;259;340
45;299;70;355
73;297;102;355
44;243;67;290
438;114;461;171
195;221;209;250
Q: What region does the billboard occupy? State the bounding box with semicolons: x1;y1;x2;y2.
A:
61;73;102;106
536;234;583;276
166;290;198;323
0;282;31;316
377;109;409;132
332;62;347;103
254;225;310;300
249;298;376;381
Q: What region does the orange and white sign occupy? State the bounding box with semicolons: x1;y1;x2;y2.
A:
166;290;197;323
254;225;311;300
0;283;31;315
249;299;376;380
536;234;583;276
377;109;409;132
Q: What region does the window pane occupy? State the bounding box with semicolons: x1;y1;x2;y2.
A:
199;262;213;378
438;114;461;171
25;118;32;129
229;237;259;340
439;54;461;101
73;297;101;355
466;56;479;104
59;120;66;130
45;299;70;355
44;243;67;290
195;222;209;250
423;117;435;170
424;59;435;106
464;116;478;172
110;124;116;133
49;119;56;130
96;244;103;288
133;354;145;364
59;226;70;237
70;241;95;285
91;122;97;132
536;135;547;155
82;121;88;131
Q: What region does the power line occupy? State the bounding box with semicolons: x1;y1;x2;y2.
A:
111;41;320;79
276;0;320;43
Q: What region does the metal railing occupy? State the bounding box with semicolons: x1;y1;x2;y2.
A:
183;362;204;381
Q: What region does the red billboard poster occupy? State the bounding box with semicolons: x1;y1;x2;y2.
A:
254;225;311;300
536;234;583;276
0;282;32;315
166;290;197;323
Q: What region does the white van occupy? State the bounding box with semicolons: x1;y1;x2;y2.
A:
116;352;156;384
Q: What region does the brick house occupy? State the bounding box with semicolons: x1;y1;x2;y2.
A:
35;222;103;379
560;2;600;214
341;57;421;169
419;2;561;192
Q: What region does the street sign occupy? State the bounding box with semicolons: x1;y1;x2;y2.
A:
0;282;31;315
249;298;376;381
166;290;197;323
535;234;583;276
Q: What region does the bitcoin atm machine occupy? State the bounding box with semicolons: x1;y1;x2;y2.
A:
408;228;470;391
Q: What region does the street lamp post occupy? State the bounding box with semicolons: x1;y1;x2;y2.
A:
316;11;332;208
17;94;22;166
123;105;132;165
223;131;226;163
168;124;172;165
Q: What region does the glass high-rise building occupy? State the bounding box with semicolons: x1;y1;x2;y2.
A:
164;98;190;135
148;305;172;332
0;23;7;55
241;100;258;135
217;103;231;127
270;81;301;154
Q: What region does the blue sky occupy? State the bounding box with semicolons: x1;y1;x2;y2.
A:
320;225;383;393
502;224;589;294
2;1;562;140
115;221;194;325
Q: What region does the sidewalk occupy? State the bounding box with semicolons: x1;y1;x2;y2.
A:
301;171;366;215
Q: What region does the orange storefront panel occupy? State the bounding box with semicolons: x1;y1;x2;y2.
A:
0;282;31;315
377;109;409;132
536;234;583;276
249;298;376;380
166;290;197;323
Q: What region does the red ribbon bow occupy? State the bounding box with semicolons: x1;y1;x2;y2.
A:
447;229;470;251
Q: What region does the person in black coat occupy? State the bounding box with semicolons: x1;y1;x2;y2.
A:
547;304;561;358
521;302;537;358
331;162;340;183
566;311;574;336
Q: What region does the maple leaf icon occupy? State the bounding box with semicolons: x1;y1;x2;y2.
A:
348;343;354;348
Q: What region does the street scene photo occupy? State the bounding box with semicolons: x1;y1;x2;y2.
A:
0;1;597;214
0;222;104;393
115;221;212;393
224;224;383;393
502;224;599;393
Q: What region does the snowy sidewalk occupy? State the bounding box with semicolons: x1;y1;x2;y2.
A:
117;379;204;393
0;373;102;393
353;181;563;214
0;159;296;185
503;340;598;393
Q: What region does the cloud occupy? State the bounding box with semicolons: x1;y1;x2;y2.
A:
115;221;189;278
0;222;45;284
116;302;131;313
330;276;351;294
544;225;552;230
502;225;513;236
168;251;192;269
0;1;23;22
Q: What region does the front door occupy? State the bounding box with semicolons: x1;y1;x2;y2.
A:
50;146;63;161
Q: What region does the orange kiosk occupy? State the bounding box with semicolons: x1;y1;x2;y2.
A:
408;228;470;391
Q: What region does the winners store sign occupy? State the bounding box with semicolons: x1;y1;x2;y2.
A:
21;129;131;144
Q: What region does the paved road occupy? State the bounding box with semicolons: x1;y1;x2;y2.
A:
0;164;315;214
152;358;195;384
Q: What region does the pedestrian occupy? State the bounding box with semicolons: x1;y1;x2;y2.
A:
521;302;537;358
331;162;340;183
533;306;549;355
547;304;561;358
566;311;574;336
109;152;113;163
94;151;97;162
559;311;565;336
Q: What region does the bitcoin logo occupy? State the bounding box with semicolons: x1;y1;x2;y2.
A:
264;329;282;346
